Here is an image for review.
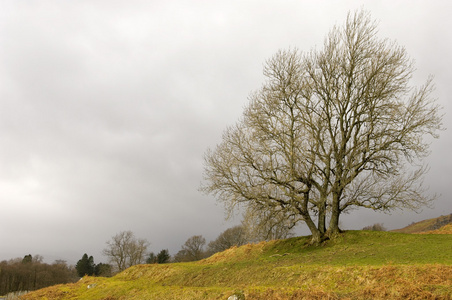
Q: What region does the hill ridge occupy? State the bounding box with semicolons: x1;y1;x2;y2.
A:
392;213;452;233
21;229;452;300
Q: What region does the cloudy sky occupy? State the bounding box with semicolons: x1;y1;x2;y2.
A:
0;1;450;264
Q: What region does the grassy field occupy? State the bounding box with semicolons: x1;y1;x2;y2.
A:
21;229;452;299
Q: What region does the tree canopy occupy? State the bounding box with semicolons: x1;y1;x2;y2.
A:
202;10;442;244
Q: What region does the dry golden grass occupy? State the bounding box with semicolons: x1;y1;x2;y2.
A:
419;224;452;235
20;264;452;300
202;241;268;264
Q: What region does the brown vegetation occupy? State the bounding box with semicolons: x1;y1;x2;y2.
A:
0;257;77;296
419;224;452;235
393;214;452;233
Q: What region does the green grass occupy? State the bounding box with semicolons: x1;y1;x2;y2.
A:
22;230;452;300
264;230;452;266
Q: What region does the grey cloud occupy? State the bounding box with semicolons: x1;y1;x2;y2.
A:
0;1;450;264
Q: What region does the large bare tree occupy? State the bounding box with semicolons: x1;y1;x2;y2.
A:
201;10;442;244
102;230;149;272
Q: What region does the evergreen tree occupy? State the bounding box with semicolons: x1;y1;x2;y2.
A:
22;254;32;264
156;249;170;264
75;253;95;277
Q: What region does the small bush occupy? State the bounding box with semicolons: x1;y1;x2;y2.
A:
362;223;387;231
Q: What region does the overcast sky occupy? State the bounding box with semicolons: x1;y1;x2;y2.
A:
0;1;450;265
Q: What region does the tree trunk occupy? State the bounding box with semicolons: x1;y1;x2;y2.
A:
317;199;326;234
303;213;324;245
327;192;341;238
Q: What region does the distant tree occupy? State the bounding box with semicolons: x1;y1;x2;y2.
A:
207;225;248;255
103;230;150;272
53;259;67;265
362;223;387;231
94;263;112;277
174;235;207;262
156;249;170;264
173;249;188;263
22;254;33;264
146;250;170;264
146;252;157;264
75;253;95;277
51;260;76;283
183;235;206;261
32;254;44;263
88;255;95;273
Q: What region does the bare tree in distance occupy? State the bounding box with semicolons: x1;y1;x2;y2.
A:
174;235;207;262
362;223;387;231
201;10;443;244
102;230;149;272
207;225;248;255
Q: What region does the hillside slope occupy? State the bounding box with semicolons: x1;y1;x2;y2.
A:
392;213;452;233
420;224;452;234
22;230;452;300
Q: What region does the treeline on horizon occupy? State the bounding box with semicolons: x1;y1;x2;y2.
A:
0;255;77;296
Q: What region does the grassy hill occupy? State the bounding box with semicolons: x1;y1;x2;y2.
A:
392;213;452;233
21;230;452;300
